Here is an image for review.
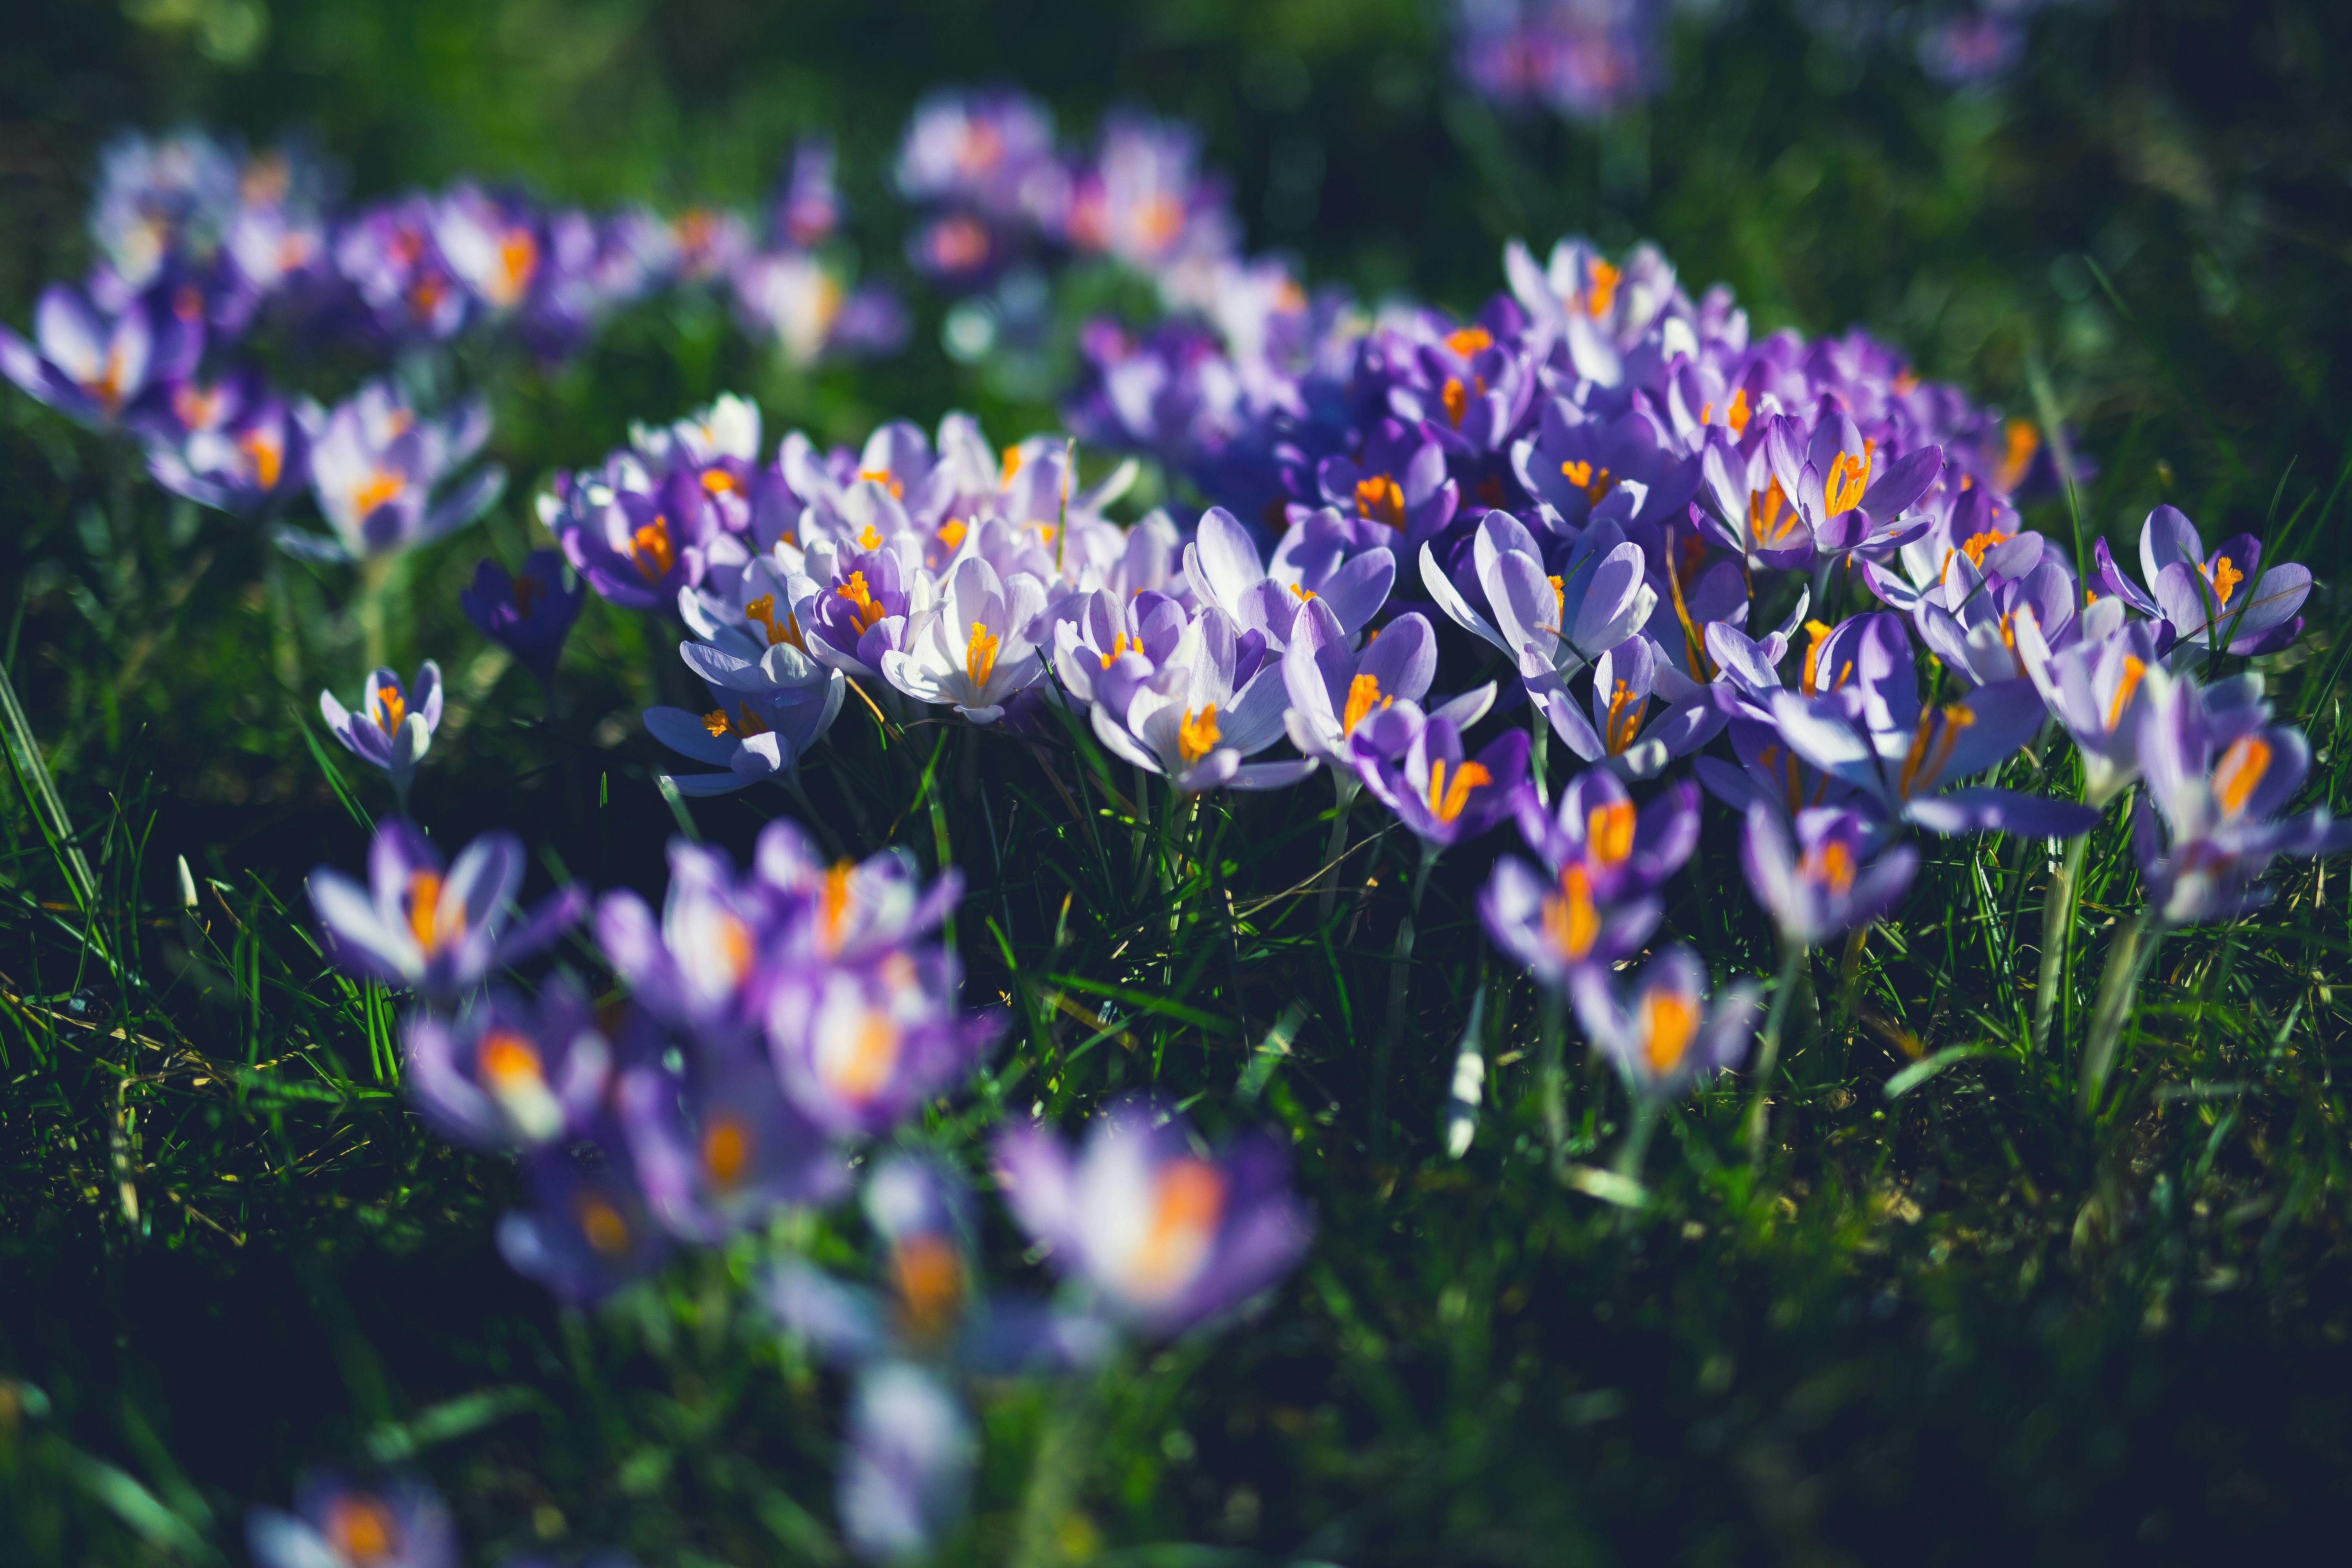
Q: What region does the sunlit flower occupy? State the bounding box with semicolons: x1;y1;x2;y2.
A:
0;281;201;430
306;818;586;1000
1350;706;1530;848
281;380;504;563
1740;802;1918;949
319;661;441;801
764;951;1004;1138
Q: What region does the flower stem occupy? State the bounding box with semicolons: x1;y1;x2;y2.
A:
357;552;397;672
1539;984;1570;1172
2035;834;2090;1056
1528;712;1550;808
1615;1093;1661;1183
1745;942;1809;1171
1010;1370;1103;1568
1314;774;1360;924
1370;841;1439;1156
2078;904;2161;1119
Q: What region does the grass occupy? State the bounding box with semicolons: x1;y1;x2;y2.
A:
5;0;2352;1562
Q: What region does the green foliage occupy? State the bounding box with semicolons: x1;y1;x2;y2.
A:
4;0;2352;1562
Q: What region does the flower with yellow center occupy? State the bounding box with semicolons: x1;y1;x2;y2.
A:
1177;704;1221;766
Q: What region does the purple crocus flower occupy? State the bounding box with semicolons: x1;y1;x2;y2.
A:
431;183;548;317
1049;586;1192;710
993;1098;1313;1337
837;1362;977;1564
460;550;583;686
1087;605;1316;795
766;1154;1112;1373
1350;708;1531;848
547;463;748;610
755;820;963;964
895;87;1063;221
1914;550;2079;690
880;556;1047;722
1740;803;1918;949
1569;947;1761;1101
141;370;309;514
2092;503;2310;656
282;381;505;563
333;196;468;341
319;661;441;802
1422;509;1657;680
306;819;586;1000
1456;0;1671;125
646;632;847;795
498;1141;671;1305
595;840;781;1040
2132;664;2352;927
1513;404;1699;537
248;1472;456;1568
1280;602;1443;780
1481;769;1695;984
1756;412;1942;564
2011;597;2167;806
1065;110;1235;274
763;950;1004;1138
405;980;610;1149
0;281;200;429
616;1052;849;1242
1315;417;1460;547
1761;612;2100;838
1530;633;1725;780
1183;504;1394;649
89;129;239;294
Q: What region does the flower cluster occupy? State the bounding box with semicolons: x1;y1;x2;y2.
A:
302;812;1308;1559
1;127;904;537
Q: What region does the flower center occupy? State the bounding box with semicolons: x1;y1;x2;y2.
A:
824;1007;902;1102
1640;989;1697;1076
2212;734;2272;818
477;1029;544;1089
326;1496;399;1566
1995;419;2040;492
892;1234;966;1342
352;469;406;518
1800;838;1857;896
1178;704;1221;765
1560;460;1616;507
631;514;675;582
1543;863;1599;962
2104;655;2147;732
835;570;889;633
405;869;445;954
1897;704;1976;798
701;703;771;740
1445;326;1493;357
1425;758;1492;824
936;517;968;550
1587;259;1622;317
964;621;1000;690
1824;450;1873;516
1587;800;1635;864
1127;1158;1225;1299
1099;632;1133;670
1355;474;1406;529
1441;377;1468;428
743;593;805;650
239;427;285;489
372;682;407;735
576;1192;632;1256
702;1117;751;1188
856;467;904;500
1750;478;1799;547
1603;680;1647;755
818;859;855;952
494;229;539;305
1341;673;1390;735
2205;555;2244;607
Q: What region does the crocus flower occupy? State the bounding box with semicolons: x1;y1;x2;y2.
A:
595;839;782;1040
281;381;505;563
0;281;200;429
498;1141;671;1305
2132;664;2352;927
1915;551;2079;690
405;980;610;1149
766;1153;1112;1372
993;1098;1313;1336
1754;412;1942;564
1088;605;1316;794
2011;597;2169;806
460;550;583;687
837;1362;978;1564
1529;633;1725;780
1281;602;1441;781
307;819;586;1000
2092;503;2310;656
1569;947;1761;1101
1350;708;1530;849
1422;509;1656;680
616;1051;849;1242
1740;803;1918;949
143;371;308;515
1762;612;2099;838
1513;404;1698;536
1314;417;1459;547
430;183;546;317
764;950;1004;1138
643;644;847;796
881;557;1047;723
320;661;440;802
1481;770;1696;985
755;820;963;963
1183;504;1394;649
334;195;468;341
248;1472;456;1568
550;464;750;611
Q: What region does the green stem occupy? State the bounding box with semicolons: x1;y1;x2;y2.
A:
1745;942;1810;1171
1370;842;1439;1156
2078;905;2162;1119
357;552;397;673
1528;712;1550;808
2035;835;2091;1056
1539;984;1570;1172
1614;1094;1661;1183
1314;773;1360;924
1009;1372;1102;1568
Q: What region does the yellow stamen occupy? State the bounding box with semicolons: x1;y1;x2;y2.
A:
1342;674;1391;734
856;467;904;500
1749;478;1797;547
1588;800;1635;864
1441;377;1468;428
818;860;854;951
1099;632;1132;669
699;468;737;494
1996;419;2040;491
935;517;967;550
373;682;407;735
1801;839;1857;896
1543;863;1600;961
1603;679;1647;755
702;703;771;739
631;514;675;582
1560;460;1616;506
352;470;406;517
239;427;284;489
327;1497;399;1565
1726;388;1751;435
2213;735;2272;818
1425;759;1493;824
2205;555;2244;607
964;622;1000;690
1178;704;1221;765
1445;325;1493;357
1641;989;1697;1076
830;1009;902;1101
702;1118;751;1187
2104;655;2147;733
835;570;888;633
1000;445;1023;486
1587;259;1622;317
477;1030;543;1088
1800;620;1835;696
576;1193;631;1256
1548;574;1565;629
892;1234;966;1341
405;870;444;954
1959;529;2002;568
743;594;806;651
1288;582;1317;603
1824;450;1873;516
1129;1159;1225;1294
1355;474;1406;529
858;524;883;550
1896;704;1975;798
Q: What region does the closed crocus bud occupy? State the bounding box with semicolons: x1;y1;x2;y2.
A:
460;550;582;687
993;1098;1312;1337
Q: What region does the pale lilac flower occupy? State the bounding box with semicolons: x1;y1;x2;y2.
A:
1570;947;1761;1101
1350;708;1530;849
499;1142;671;1305
881;557;1048;723
616;1051;849;1241
1481;770;1695;984
1529;633;1725;780
2092;503;2310;656
837;1362;977;1564
405;980;610;1149
993;1098;1313;1337
1740;803;1918;949
248;1472;455;1568
306;819;586;1000
763;949;1004;1138
1088;606;1314;794
1281;603;1441;780
1182;504;1394;650
0;281;201;430
319;662;441;802
282;380;504;563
